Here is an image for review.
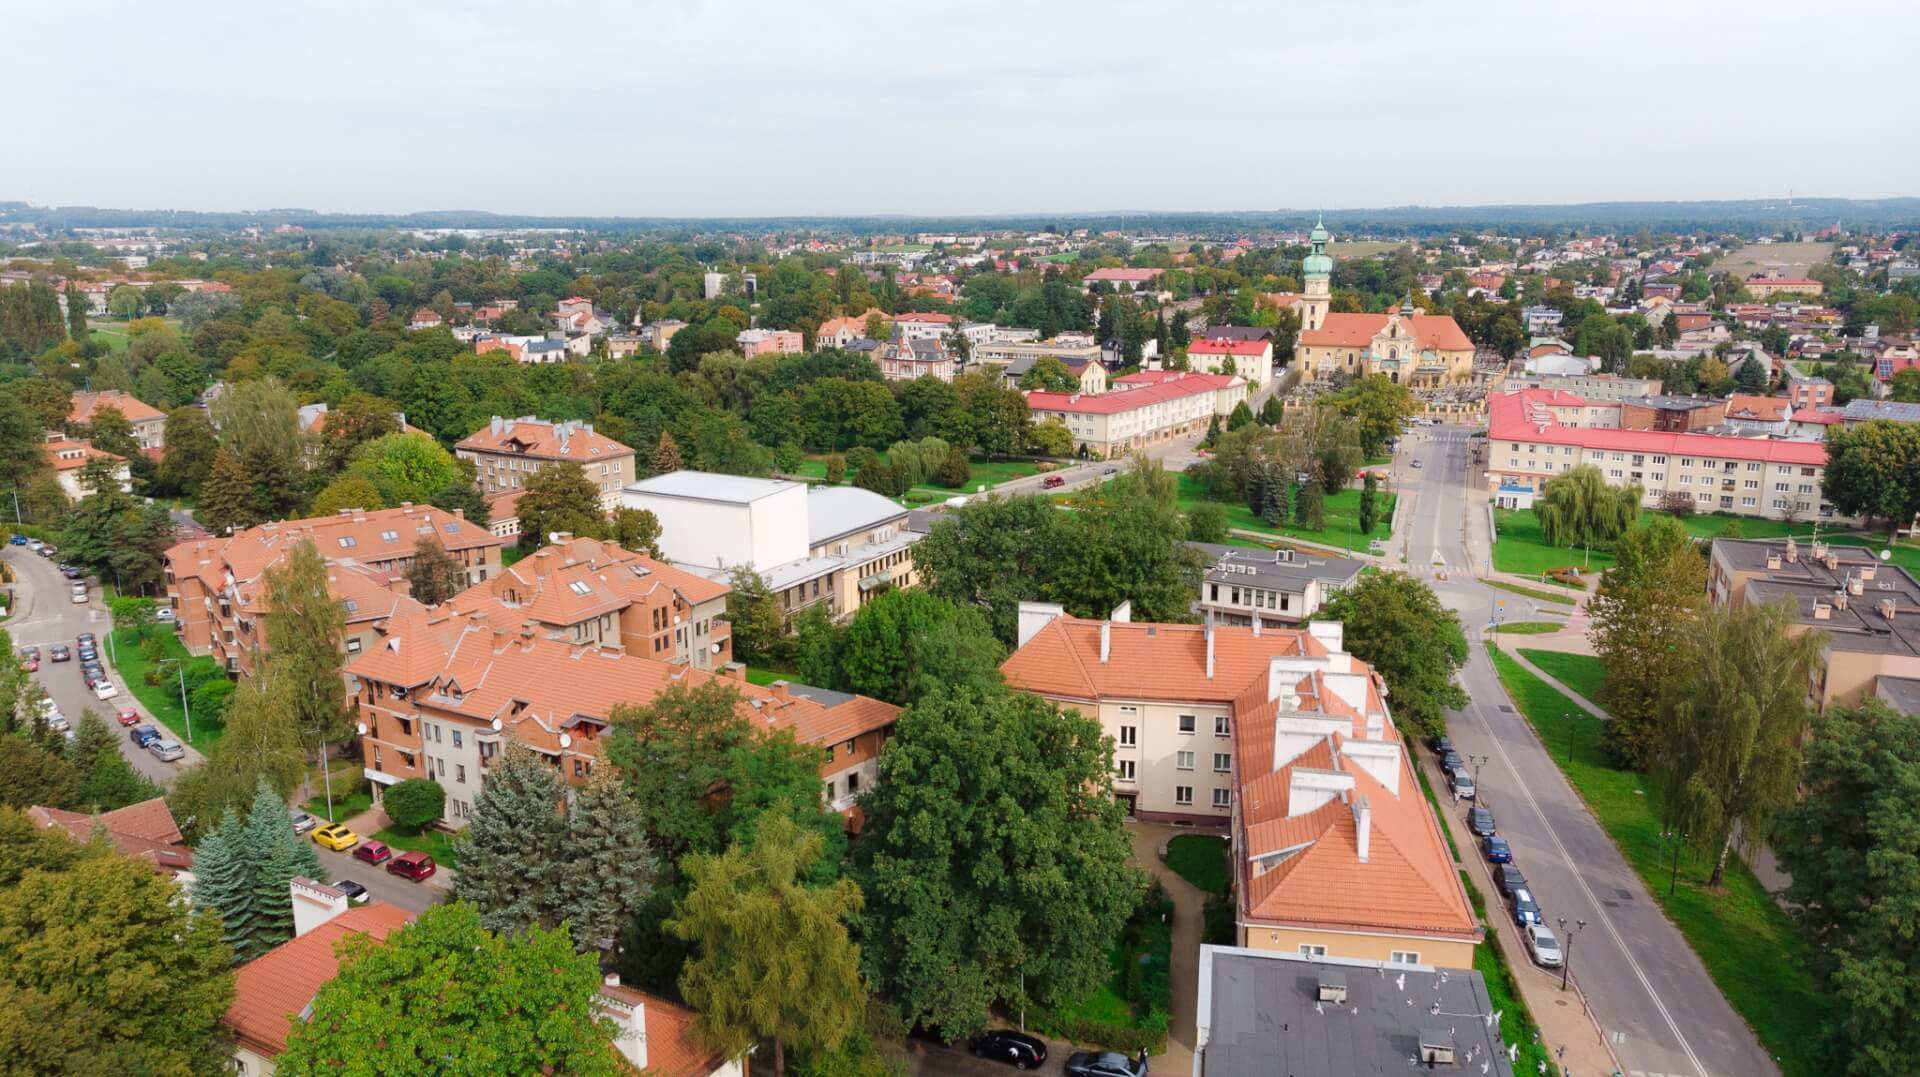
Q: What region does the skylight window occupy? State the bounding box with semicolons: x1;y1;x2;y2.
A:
337;536;356;548
341;599;359;613
444;523;459;533
381;530;399;542
568;581;592;595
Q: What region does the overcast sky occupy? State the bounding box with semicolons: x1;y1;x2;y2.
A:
3;1;1914;218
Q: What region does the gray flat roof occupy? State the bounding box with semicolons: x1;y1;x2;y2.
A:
624;470;799;505
1874;675;1920;715
1199;948;1513;1077
1715;538;1920;656
1190;542;1366;588
806;486;910;545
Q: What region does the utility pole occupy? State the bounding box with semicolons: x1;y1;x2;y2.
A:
1557;917;1587;991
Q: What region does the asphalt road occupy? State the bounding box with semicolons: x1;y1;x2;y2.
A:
5;544;198;785
1394;425;1777;1077
307;837;449;915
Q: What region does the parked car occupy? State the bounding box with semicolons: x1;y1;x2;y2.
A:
44;712;70;733
76;633;95;646
352;840;392;866
93;679;119;701
69;583;88;604
1042;474;1066;489
76;645;97;662
82;666;107;689
8;533;26;546
114;707;140;726
336;879;370;905
1509;887;1542;926
1439;750;1464;774
155;607;175;622
312;824;360;852
386;851;437;881
1466;807;1496;837
1482;836;1513;864
38;543;56;557
1451;771;1476;800
48;644;70;662
128;724;161;748
1495;864;1527;899
59;564;83;580
289;811;319;835
1411;459;1423;469
148;738;185;763
24;538;42;552
968;1029;1047;1070
1525;923;1563;967
1064;1050;1148;1077
1102;466;1118;476
1428;734;1452;755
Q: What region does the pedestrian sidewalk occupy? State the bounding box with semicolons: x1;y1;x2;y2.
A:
1126;821;1208;1076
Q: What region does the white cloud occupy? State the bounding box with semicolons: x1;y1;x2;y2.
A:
1;0;1913;216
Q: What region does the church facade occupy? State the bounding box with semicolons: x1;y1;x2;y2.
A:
1293;218;1477;386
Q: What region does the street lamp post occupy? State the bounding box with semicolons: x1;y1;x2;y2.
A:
1468;753;1489;800
1661;829;1688;896
1564;712;1577;764
1557;917;1587;992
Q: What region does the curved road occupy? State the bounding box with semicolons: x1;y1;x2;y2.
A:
1395;425;1776;1077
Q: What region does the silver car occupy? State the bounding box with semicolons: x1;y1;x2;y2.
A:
148;738;185;763
1525;922;1562;967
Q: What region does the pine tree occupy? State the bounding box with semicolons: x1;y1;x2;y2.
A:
651;430;683;475
1246;459;1269;518
1204;413;1221;448
1262;475;1289;528
197;448;256;536
560;772;657;953
452;744;567;935
235;781;323;959
1358;473;1379;535
1260;396;1285;426
189;809;257;961
64;285;88;343
1295;481;1325;530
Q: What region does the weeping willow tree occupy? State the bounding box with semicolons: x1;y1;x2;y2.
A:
1534;464;1643;566
1657;599;1825;887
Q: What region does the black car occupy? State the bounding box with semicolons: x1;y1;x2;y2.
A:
968;1029;1047;1070
1494;863;1527;900
76;645;97;663
1440;750;1464;775
1429;734;1453;755
1065;1050;1148;1077
336;879;370;905
1466;807;1496;837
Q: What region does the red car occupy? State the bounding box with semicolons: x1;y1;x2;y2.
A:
385;851;436;881
114;708;140;726
351;840;392;866
1042;474;1066;489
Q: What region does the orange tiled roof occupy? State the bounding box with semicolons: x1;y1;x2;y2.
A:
224;903;414;1057
44;435;122;473
455;417;633;463
1000;616;1322;704
69;389;165;426
166;504;498;592
1726;393;1791;422
27;797;194;876
450;537;729;628
1300;312;1474;352
599;984;731;1076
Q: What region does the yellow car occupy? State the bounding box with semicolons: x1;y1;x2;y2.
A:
311;823;360;852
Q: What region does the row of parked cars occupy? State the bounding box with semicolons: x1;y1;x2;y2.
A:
282;815;439;883
909;1023;1146;1076
1428;734;1564;970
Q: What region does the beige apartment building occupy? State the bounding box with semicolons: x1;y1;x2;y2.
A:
1001;605;1478;968
1710;536;1920;711
455;415;635;511
1023;370;1246;459
69;390;167;451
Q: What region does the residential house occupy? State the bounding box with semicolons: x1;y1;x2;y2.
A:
1188;336;1274;386
1002;607;1477;965
971;335;1105;378
69;390;166;451
1840;399;1920;426
736;327;804;357
44;432;129;500
815;310;888;349
1082;267;1166;292
1003;353;1108;395
1746;273;1825;299
1723;394;1792;436
27;797;193;885
1786;372;1834;409
1619;395;1726;432
1710;537;1920;711
408;309;444;330
1194;947;1512;1076
1191;544;1365;627
891;312;955;340
620;472;920;623
644;319;688;351
878;334;957;382
455;416;636;512
1485;389;1844;521
1023;370;1247;459
163;504;502;676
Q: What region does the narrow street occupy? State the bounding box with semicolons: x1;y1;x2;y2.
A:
1396;424;1776;1077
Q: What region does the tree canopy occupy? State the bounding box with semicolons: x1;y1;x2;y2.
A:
1310;571;1467;737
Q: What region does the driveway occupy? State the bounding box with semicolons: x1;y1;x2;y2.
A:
5;546;201;785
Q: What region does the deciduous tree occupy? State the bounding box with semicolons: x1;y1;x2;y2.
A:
1590;517;1706;767
669;813;865;1077
854;687;1145;1038
1822;420;1920;538
804;588;1003;706
515;461;604;550
1535;463;1641;565
403;536;464;605
383;777;446;830
1311;572;1467;737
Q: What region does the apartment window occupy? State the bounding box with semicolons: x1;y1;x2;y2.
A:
1652;455;1666;464
381;530;399;542
1681;457;1694;467
1742;497;1757;507
1175;785;1194;806
1117;759;1137;782
455;764;466;784
847;772;860;793
1744;479;1759;490
1298;944;1327;958
373;747;383;771
1213;752;1232;772
1390;951;1421;965
451;729;462;749
1775;482;1789;492
824;780;836;801
843;739;855;755
824;744;835;762
1212;788;1232;808
1680;475;1692;485
573;759;587;778
345;637;363;654
1177;751;1196;770
435;757;445;777
1178;714;1197;735
1119;725;1137;747
1214;715;1230;736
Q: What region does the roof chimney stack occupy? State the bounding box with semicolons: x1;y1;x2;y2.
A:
1099;620;1111;664
1352;796;1372;864
1205;616;1216;680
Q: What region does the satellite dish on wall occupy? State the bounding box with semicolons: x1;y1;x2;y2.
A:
491;717;503;732
559;733;573;749
355;722;368;736
1882;549;1894;562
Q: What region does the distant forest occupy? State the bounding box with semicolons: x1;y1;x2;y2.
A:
2;197;1918;238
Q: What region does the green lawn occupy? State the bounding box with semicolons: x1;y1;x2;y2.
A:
1493;507;1850;578
745;664;803;687
1176;474;1393;552
1165;835;1229;894
1484;579;1577;606
1485;646;1831;1077
501;546;526;568
792;453;1048;503
303;759;373;823
1517;648;1606;707
106;626;226;750
1492;621;1566;635
374;823;461;869
1416;766;1461;862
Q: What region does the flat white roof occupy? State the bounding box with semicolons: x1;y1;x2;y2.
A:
624;469;799;505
